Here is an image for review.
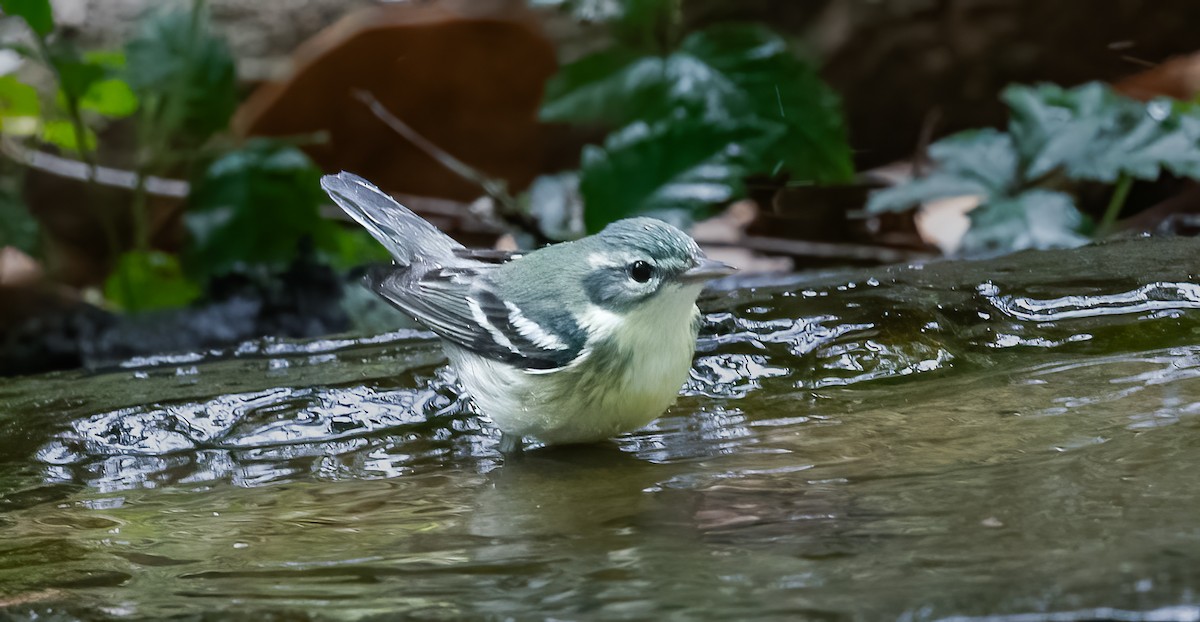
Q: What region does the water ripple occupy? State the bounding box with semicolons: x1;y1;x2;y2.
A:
37;374;471;467
983;281;1200;322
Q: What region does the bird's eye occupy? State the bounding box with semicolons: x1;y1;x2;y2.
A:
628;260;654;283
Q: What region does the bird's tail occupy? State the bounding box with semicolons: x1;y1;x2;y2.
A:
320;172;463;266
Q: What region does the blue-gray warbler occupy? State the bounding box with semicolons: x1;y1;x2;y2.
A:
321;172;736;452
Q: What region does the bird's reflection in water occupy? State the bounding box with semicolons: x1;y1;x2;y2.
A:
471;440;850;551
470;443;679;540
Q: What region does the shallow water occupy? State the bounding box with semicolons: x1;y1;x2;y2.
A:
3;237;1200;621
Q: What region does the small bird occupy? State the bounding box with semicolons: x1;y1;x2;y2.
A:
321;172;736;452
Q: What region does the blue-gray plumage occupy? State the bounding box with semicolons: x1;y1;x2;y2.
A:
321;172;735;451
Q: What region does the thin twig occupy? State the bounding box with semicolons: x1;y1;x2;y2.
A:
352;89;547;243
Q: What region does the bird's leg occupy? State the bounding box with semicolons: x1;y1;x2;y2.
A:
498;432;524;455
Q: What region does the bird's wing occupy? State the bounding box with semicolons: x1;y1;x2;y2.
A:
452;248;523;264
367;264;583;370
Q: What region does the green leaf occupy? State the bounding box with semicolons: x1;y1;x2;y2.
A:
542;23;854;185
82;49;127;69
186;139;328;279
960;190;1089;255
867;174;990;214
679;24;853;182
318;227;392;271
546;51;746;126
579;116;767;231
542;48;743;125
0;191;39;254
0;0;54;36
1005;82;1200;184
0;75;40;136
44;40;104;104
1155;106;1200;179
867;129;1018;213
104;250;201;312
871;81;1200;254
125;5;237;145
40;119;96;152
78;77;138;118
929;129;1020;193
540;49;660;125
49;50;137;118
1071;100;1200;182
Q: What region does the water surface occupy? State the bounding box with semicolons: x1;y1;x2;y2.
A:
3;237;1200;621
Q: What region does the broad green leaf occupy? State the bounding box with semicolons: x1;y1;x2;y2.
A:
1156;108;1200;179
543;22;853;186
579;117;763;231
961;190;1089;255
186;139;327;279
45;43;135;128
0;192;39;254
1004;83;1074;159
680;24;853;182
78;78;138;118
867;129;1017;213
1068;99;1200;182
104;250;201;312
866;174;990;214
40;119;96;152
541;48;742;126
1005;82;1200;184
874;81;1200;254
540;50;662;125
0;75;40;136
928;129;1019;193
0;0;53;36
125;5;237;145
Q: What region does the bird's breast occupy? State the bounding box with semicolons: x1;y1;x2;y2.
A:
569;285;703;415
448;285;704;444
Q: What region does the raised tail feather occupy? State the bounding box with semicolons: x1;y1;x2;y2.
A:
319;172;462;266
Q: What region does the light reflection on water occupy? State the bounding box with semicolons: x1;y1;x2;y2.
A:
2;238;1200;620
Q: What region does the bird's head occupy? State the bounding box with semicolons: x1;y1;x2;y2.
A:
578;218;736;311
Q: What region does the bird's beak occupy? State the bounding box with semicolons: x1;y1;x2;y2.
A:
680;257;737;283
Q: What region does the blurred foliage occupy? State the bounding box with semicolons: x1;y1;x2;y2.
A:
0;0;382;314
321;227;392;272
1006;83;1200;182
578;115;767;231
868;82;1200;255
522;171;584;242
125;4;237;151
186;140;326;279
39;118;94;151
104;250;201;312
0;189;39;254
0;0;52;36
0;75;40;135
74;51;138;119
0;0;120;154
537;1;852;234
